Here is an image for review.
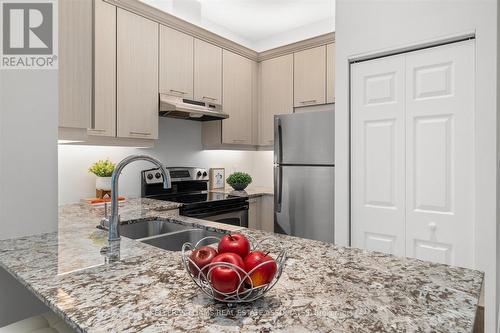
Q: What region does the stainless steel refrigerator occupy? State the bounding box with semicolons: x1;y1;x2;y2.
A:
274;110;334;243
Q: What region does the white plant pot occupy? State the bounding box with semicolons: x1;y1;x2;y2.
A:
95;176;112;191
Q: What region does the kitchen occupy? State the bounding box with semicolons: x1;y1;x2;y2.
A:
0;0;498;332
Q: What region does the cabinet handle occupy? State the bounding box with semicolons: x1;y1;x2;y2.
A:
130;131;151;136
202;96;217;101
89;129;106;132
232;139;246;143
300;99;317;104
169;89;186;95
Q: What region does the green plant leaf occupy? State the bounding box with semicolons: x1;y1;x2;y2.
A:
226;172;252;186
88;158;115;177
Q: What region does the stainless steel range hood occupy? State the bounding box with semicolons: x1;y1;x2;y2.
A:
159;94;228;121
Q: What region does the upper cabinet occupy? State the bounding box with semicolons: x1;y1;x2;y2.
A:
59;0;334;148
259;54;294;145
294;46;327;107
160;26;194;99
59;0;92;129
88;0;116;137
326;43;335;104
222;50;254;145
194;39;223;105
117;9;159;139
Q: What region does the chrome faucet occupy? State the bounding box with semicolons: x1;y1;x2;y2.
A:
102;155;171;245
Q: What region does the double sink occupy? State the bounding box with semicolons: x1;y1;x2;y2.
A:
117;219;225;251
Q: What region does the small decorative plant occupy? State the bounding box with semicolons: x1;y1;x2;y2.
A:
88;159;115;177
89;159;115;196
226;172;252;191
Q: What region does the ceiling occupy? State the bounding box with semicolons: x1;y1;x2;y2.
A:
141;0;335;52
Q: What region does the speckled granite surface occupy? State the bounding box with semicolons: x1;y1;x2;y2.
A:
209;186;274;198
0;198;483;333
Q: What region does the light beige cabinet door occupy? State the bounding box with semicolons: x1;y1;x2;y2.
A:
222;50;253;144
294;46;326;107
259;54;293;145
327;43;335;104
160;26;194;99
194;39;222;104
117;9;159;139
248;198;261;230
58;0;92;129
88;0;116;137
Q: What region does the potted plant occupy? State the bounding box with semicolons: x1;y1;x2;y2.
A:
226;172;252;191
89;159;115;192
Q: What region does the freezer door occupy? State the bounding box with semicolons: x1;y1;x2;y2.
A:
274;110;334;165
274;165;334;243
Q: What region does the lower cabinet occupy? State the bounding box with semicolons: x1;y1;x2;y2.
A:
117;9;159;140
247;195;274;232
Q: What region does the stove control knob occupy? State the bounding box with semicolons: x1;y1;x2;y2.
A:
197;171;202;177
155;172;161;179
202;171;208;177
147;173;154;180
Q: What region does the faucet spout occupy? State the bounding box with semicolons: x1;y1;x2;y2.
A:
107;155;171;243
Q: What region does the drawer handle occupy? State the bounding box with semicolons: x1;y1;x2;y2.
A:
130;131;151;136
233;139;246;143
203;96;217;101
89;129;106;132
300;99;317;104
169;89;186;95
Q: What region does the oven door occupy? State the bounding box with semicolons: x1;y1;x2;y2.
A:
183;206;249;228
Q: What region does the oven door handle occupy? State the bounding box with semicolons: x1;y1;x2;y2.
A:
185;206;248;219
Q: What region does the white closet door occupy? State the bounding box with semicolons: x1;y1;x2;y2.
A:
405;41;474;268
351;55;406;256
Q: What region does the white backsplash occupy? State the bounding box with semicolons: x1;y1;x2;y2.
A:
58;117;273;204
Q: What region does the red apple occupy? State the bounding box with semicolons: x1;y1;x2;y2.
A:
208;252;245;293
218;233;250;259
188;246;218;277
244;251;277;287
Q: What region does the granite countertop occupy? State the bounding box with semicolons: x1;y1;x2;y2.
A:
0;198;483;332
209;186;274;198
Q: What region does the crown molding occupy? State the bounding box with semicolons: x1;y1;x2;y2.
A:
105;0;259;61
258;32;335;61
104;0;334;62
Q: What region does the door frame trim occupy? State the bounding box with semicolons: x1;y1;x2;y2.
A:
347;32;476;247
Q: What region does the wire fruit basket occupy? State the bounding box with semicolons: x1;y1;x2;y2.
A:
181;235;287;303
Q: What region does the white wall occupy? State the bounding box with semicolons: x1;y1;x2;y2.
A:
0;70;58;239
58;117;273;204
0;69;58;323
334;0;498;331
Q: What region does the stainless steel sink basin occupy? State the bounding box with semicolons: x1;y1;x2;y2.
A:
119;219;189;240
141;229;223;251
100;219;226;251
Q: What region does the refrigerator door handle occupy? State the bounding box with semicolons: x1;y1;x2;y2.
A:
274;117;283;164
274;166;282;213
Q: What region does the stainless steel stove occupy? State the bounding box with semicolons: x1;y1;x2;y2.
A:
141;167;248;227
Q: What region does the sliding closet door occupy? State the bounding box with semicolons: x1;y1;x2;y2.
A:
351;55;406;256
405;41;474;268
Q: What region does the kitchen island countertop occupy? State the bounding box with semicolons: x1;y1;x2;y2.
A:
0;198;483;332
